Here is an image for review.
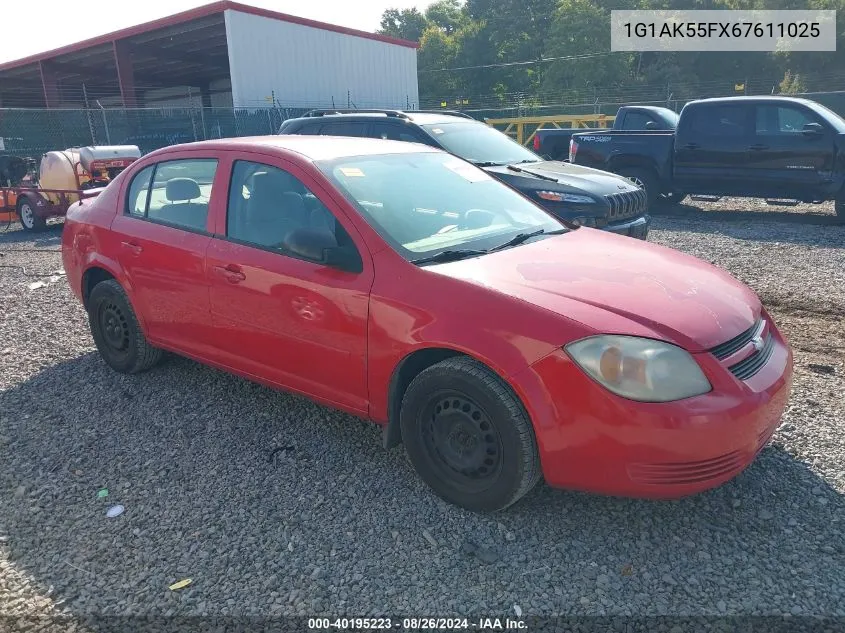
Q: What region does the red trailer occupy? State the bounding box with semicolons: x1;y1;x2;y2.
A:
1;146;140;231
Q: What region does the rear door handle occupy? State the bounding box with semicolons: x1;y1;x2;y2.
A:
120;241;143;255
213;264;246;284
749;144;769;151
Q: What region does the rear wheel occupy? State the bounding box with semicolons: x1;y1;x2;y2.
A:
658;192;687;207
88;280;162;374
18;200;46;232
400;356;541;512
836;196;845;224
618;167;659;208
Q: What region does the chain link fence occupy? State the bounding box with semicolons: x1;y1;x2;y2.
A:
0;106;311;163
3;87;845;163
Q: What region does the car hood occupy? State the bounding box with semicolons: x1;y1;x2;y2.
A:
427;229;760;351
485;160;638;197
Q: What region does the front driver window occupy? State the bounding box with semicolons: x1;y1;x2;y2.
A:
226;160;356;257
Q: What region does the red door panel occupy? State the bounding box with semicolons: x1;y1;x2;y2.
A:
110;215;213;353
206;238;371;412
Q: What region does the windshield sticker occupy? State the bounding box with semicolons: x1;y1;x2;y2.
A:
431;128;444;134
339;167;365;177
444;159;491;183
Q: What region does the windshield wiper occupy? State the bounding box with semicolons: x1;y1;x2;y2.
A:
411;248;488;266
489;229;548;252
471;160;506;167
506;164;559;182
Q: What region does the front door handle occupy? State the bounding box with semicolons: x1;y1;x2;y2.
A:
213;264;246;284
120;241;143;255
749;144;769;151
683;142;700;150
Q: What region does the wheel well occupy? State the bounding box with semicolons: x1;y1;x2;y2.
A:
82;267;116;308
383;348;464;449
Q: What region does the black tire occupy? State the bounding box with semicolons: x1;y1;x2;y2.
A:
657;192;688;207
618;167;659;208
87;279;162;374
836;196;845;224
17;199;46;232
400;356;541;512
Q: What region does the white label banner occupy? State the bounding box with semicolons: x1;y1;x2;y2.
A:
611;10;836;52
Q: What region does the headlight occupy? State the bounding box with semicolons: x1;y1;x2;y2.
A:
569;216;597;227
565;335;711;402
536;191;596;203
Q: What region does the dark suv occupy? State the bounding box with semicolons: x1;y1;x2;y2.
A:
279;110;651;239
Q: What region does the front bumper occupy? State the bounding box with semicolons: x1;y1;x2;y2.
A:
603;213;650;240
509;316;793;499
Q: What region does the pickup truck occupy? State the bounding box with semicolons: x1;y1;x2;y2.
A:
532;106;679;160
569;96;845;221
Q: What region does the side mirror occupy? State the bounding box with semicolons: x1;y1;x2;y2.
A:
284;227;362;273
803;122;824;137
645;121;659;130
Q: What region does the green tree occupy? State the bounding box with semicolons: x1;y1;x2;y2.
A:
425;0;466;34
378;8;430;41
541;0;632;95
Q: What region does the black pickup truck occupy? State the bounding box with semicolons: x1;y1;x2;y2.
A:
569;96;845;221
532;106;679;160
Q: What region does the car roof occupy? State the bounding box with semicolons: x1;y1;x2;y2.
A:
146;135;443;162
290;111;478;126
688;96;814;107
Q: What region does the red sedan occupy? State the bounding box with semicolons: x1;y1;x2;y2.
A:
62;136;793;512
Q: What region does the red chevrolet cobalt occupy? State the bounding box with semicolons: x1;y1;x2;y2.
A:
62;136;792;512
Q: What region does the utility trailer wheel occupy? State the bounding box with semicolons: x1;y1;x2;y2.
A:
18;199;46;232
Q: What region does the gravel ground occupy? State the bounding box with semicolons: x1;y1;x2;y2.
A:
0;202;843;628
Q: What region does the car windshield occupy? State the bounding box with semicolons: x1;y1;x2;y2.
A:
318;152;565;262
420;121;540;166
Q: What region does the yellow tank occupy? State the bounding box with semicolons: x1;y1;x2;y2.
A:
38;149;90;205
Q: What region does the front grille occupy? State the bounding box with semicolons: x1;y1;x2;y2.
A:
728;333;775;380
628;451;745;485
709;318;764;360
604;189;647;220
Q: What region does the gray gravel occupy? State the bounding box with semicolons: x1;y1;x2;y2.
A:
0;203;843;624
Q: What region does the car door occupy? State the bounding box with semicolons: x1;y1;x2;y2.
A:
110;154;222;356
747;103;836;199
673;103;753;196
205;154;373;413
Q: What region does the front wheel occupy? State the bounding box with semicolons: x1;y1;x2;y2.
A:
400;357;541;512
87;280;163;374
618;167;659;208
18;200;46;232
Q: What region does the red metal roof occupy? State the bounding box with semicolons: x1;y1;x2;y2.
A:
0;1;419;72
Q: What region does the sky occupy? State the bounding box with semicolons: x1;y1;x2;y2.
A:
0;0;431;65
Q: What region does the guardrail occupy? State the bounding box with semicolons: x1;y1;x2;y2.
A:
485;114;616;146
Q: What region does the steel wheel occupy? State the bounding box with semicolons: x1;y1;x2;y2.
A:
17;201;46;232
19;203;34;230
400;356;541;512
98;300;131;358
422;391;503;492
87;279;163;374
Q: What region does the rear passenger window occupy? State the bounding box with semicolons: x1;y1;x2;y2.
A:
688;106;748;137
126;165;154;217
227;160;355;256
373;122;425;143
145;159;217;232
320;122;370;137
620;112;653;130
